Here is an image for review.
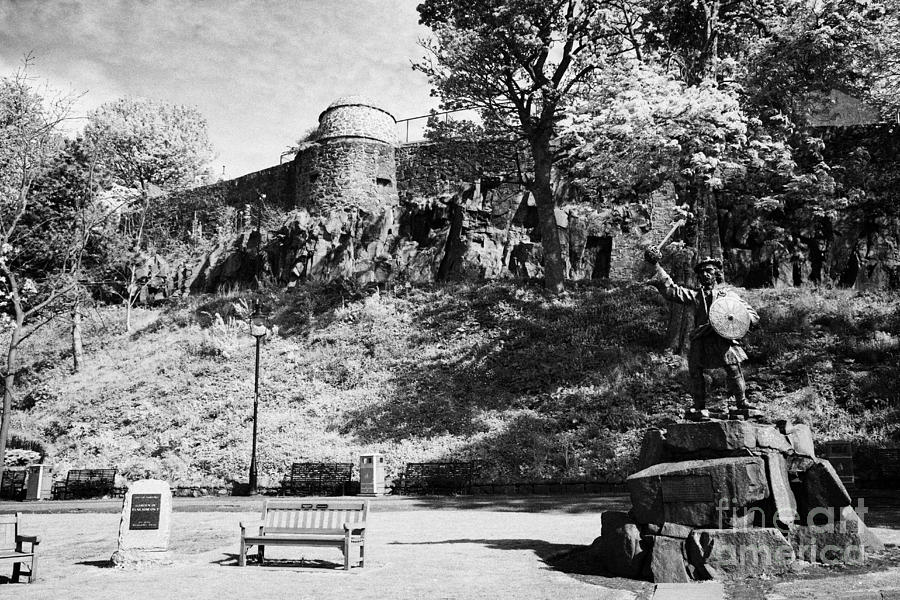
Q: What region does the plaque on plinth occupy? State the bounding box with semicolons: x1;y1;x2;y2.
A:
111;479;173;567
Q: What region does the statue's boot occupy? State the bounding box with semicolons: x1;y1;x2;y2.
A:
726;364;757;410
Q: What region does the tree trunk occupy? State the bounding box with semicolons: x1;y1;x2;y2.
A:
0;322;23;479
531;135;566;294
71;306;84;373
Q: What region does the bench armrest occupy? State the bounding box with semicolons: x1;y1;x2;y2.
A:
16;535;40;552
16;535;40;544
343;521;367;532
239;521;265;534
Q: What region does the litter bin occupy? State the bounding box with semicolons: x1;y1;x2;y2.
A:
25;464;53;501
359;453;385;497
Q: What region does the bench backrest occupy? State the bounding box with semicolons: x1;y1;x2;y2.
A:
0;470;26;500
288;463;352;482
261;499;368;535
66;468;117;484
403;461;477;494
0;513;20;550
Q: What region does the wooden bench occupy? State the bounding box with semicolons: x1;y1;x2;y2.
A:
54;468;117;500
0;470;26;501
280;462;353;496
239;499;368;570
400;461;477;495
0;513;39;583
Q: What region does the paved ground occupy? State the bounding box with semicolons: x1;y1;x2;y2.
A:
1;494;899;600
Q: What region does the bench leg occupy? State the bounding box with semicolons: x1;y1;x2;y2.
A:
28;555;37;583
12;560;20;583
359;542;365;568
344;535;351;571
258;545;265;566
239;538;248;567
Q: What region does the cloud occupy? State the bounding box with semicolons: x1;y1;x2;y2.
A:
0;0;437;177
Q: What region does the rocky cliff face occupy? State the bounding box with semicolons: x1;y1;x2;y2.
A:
176;179;672;294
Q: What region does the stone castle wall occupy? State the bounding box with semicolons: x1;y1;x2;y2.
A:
396;140;529;201
296;140;397;214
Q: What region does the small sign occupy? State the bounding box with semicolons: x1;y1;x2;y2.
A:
661;475;715;503
129;493;162;530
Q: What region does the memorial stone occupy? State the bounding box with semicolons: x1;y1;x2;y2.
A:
627;456;769;527
598;419;884;582
111;479;173;566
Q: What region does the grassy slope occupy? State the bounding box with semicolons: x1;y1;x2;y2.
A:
9;280;900;486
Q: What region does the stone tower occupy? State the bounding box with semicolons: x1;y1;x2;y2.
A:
297;95;399;214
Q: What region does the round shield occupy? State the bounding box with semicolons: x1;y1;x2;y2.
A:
708;296;751;340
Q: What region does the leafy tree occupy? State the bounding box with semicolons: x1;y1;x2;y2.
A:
83;97;214;192
83;97;214;330
415;0;615;293
0;62;83;472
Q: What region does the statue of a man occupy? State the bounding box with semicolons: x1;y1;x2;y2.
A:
644;248;759;418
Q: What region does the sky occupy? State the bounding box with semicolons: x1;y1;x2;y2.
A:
0;0;440;178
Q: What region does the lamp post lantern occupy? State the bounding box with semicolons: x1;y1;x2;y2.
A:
248;300;269;494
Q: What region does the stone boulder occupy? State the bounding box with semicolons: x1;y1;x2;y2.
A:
755;425;793;453
593;511;647;578
637;429;668;471
763;453;798;527
664;421;757;454
805;459;852;512
627;457;770;527
648;535;691;583
686;528;795;580
789;506;884;563
784;423;816;458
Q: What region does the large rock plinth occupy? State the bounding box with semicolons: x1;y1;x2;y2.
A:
595;419;885;583
627;457;769;527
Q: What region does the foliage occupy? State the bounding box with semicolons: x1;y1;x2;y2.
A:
560;62;750;203
83;97;215;192
415;0;617;292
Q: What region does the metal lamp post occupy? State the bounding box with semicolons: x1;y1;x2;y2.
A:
248;300;269;494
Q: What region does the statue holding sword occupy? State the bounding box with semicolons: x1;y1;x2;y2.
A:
644;221;760;420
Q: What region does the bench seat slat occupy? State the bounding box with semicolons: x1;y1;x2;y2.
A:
0;551;34;560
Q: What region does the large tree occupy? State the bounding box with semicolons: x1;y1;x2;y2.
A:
84;97;214;330
0;63;83;473
83;97;214;193
415;0;615;293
